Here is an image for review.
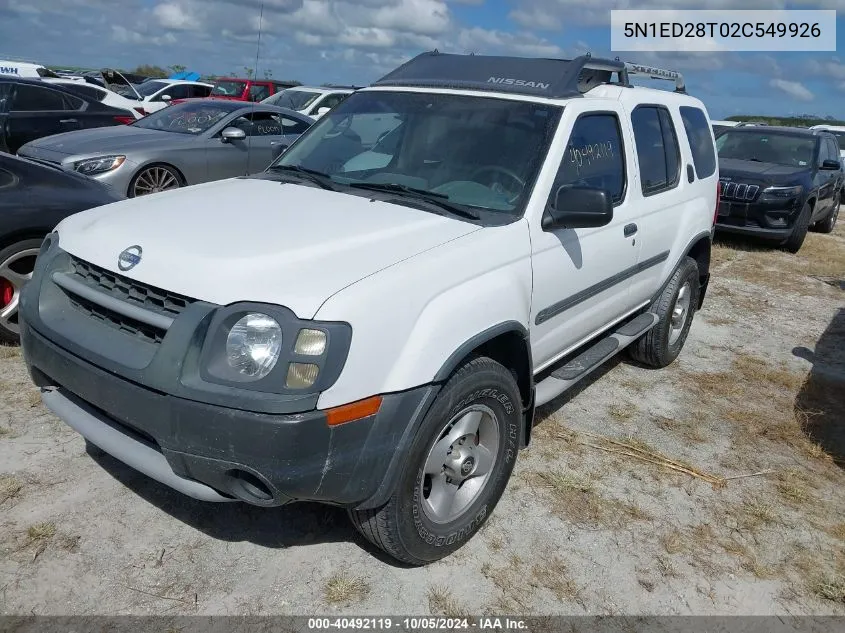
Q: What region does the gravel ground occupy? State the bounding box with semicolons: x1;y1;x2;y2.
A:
1;224;843;617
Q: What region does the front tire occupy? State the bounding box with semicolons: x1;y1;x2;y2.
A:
813;198;840;234
349;356;522;565
782;202;812;253
129;164;182;198
629;256;700;369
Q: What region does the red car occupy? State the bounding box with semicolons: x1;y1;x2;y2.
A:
204;78;299;102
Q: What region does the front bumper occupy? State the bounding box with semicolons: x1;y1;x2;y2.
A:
715;196;802;241
21;319;437;508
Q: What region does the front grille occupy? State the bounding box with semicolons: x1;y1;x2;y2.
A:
70;256;195;319
61;256;197;345
67;291;168;344
719;180;760;202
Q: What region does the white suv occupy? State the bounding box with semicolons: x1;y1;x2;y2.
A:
20;52;719;565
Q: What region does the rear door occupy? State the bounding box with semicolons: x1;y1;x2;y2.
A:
621;102;686;304
6;83;84;153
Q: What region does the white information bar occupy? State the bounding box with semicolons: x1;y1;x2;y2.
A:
610;10;836;52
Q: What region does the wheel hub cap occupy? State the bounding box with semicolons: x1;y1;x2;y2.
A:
669;281;691;345
420;404;500;524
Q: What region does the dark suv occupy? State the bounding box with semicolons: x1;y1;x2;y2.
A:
715;126;843;252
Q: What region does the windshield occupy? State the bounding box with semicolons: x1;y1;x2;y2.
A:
270;90;561;216
715;131;817;168
212;80;246;97
136;80;168;97
267;89;321;111
132;102;232;135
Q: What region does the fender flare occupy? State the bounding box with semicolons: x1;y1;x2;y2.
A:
354;321;534;511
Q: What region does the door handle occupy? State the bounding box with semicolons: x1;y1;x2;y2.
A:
59;119;77;124
686;164;695;183
624;223;638;237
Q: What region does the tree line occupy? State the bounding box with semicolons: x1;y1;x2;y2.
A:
725;114;845;127
128;64;301;85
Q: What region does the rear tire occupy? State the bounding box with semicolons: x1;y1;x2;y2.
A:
348;356;521;565
628;256;700;369
813;198;839;234
782;202;812;253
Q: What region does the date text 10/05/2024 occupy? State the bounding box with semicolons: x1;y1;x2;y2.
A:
307;618;529;631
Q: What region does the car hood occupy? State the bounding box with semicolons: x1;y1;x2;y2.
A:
719;157;811;183
54;177;481;318
18;127;190;160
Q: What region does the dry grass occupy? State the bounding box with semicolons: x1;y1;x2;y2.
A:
530;557;580;602
653;415;707;444
741;555;780;580
712;232;845;297
0;474;23;504
427;586;471;617
323;572;370;605
0;345;21;360
27;522;56;541
774;469;816;507
826;523;845;542
608;402;639;421
525;470;651;528
811;576;845;604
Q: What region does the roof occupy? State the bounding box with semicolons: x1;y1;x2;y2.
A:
285;85;354;94
372;50;685;99
722;125;831;137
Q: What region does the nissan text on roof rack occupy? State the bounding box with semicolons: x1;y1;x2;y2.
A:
20;51;719;565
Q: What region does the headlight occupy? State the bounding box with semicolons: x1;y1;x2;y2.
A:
196;303;352;395
73;155;126;175
759;185;803;201
225;313;283;379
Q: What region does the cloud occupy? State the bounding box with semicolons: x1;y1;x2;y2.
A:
456;27;566;57
152;3;196;30
769;78;814;101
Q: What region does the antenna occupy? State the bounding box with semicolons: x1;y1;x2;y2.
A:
246;2;264;168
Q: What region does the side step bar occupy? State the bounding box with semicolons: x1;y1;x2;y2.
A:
534;312;659;407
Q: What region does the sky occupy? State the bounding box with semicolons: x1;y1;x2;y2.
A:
2;0;845;119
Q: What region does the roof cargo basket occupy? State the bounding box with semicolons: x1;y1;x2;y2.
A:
623;62;685;93
372;51;686;98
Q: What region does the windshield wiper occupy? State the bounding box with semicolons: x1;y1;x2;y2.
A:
267;165;336;191
347;182;480;220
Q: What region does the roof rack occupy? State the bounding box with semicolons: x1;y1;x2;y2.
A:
623;62;685;93
372;51;686;99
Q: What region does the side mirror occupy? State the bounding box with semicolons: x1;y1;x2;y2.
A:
316;106;331;116
221;127;247;142
821;159;841;170
161;94;172;102
541;185;614;231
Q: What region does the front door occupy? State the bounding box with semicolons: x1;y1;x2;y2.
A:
528;102;640;370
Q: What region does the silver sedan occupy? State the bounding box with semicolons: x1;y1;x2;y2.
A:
16;101;315;198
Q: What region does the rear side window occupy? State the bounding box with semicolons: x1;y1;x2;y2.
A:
65;84;105;101
679;106;716;178
552;112;626;205
631;105;680;195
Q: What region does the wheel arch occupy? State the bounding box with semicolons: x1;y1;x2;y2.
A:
434;321;534;448
682;230;712;310
0;230;53;253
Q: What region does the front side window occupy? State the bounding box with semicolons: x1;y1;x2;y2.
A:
271;90;562;217
549;113;626;205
